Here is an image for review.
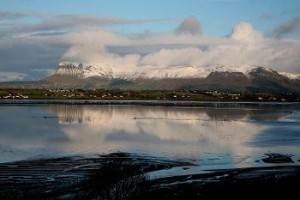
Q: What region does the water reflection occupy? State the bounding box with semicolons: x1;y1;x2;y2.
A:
48;105;265;146
0;105;299;166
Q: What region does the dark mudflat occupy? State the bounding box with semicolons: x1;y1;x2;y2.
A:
261;153;294;163
0;152;299;199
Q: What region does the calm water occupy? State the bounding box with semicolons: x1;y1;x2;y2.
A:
1;104;300;169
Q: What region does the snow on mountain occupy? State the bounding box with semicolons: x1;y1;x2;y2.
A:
56;62;113;79
55;61;299;81
56;62;84;77
143;66;206;79
279;72;300;80
83;65;113;78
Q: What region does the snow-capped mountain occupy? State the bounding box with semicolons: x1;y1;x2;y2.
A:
55;62;208;79
56;62;113;79
44;62;300;92
279;72;300;80
54;62;300;80
117;66;207;80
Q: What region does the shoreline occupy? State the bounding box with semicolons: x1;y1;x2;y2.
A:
1;99;300;107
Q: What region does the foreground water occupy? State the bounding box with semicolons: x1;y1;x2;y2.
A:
0;104;300;169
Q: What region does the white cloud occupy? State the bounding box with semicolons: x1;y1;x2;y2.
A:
0;72;27;82
1;15;300;80
31;69;55;75
230;22;263;43
57;20;300;76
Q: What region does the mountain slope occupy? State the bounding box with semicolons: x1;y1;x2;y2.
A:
41;63;300;92
1;62;300;92
247;67;300;92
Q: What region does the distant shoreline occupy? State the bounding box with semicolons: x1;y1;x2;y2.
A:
1;99;300;107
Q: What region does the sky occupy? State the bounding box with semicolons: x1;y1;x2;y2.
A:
0;0;300;81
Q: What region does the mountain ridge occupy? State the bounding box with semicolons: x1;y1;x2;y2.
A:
1;62;300;92
53;62;300;80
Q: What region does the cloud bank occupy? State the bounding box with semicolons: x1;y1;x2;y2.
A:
0;13;300;80
0;72;27;82
59;20;300;76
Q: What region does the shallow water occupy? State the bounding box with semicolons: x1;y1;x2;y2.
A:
0;104;300;169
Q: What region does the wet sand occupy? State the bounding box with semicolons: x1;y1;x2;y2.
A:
0;152;299;199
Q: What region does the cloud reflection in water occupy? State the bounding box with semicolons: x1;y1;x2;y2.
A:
0;105;299;166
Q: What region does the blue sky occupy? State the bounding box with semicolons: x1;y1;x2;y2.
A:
1;0;300;36
0;0;300;81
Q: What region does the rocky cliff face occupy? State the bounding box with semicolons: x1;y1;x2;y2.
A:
55;62;113;79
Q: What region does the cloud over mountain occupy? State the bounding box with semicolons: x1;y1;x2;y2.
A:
58;18;300;76
0;13;300;80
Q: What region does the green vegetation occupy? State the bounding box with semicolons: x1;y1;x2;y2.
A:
0;88;299;102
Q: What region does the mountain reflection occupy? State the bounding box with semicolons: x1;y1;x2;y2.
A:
46;105;279;159
48;105;289;124
0;105;299;164
48;105;114;124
